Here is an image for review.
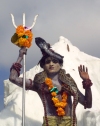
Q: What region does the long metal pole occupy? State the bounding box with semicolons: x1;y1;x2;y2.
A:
22;13;25;126
22;54;26;126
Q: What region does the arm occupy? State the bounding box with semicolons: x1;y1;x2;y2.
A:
78;86;92;108
9;47;33;90
78;65;92;109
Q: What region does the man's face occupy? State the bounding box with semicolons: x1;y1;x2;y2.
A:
44;57;62;74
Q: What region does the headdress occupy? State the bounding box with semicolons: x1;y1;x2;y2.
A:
35;37;64;67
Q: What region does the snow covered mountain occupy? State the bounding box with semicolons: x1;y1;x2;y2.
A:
0;36;100;126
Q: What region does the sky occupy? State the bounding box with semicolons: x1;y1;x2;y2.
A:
0;0;100;111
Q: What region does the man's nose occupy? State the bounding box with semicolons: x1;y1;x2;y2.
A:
49;61;54;65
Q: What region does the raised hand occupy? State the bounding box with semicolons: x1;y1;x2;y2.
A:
78;65;89;80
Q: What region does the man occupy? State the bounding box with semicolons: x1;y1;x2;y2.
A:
9;37;92;126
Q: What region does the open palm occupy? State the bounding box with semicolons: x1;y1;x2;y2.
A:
78;65;89;80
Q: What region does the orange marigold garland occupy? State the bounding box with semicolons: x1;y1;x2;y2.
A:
45;78;68;116
11;25;33;48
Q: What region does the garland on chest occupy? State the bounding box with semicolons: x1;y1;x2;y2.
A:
45;77;68;116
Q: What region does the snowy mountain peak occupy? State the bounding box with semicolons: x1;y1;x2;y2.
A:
52;36;80;55
58;36;72;45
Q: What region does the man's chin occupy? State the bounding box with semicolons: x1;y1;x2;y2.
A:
47;70;59;74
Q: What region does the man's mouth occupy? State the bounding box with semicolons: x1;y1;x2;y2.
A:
49;67;54;70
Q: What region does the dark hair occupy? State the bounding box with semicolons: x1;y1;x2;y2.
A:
39;54;63;68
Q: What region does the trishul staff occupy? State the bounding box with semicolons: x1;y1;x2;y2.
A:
10;13;38;126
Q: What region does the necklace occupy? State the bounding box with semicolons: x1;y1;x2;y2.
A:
45;78;68;116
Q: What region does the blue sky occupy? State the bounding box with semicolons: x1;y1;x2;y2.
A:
0;69;8;110
0;0;100;111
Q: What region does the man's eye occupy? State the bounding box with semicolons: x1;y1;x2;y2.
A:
52;59;59;63
45;60;51;64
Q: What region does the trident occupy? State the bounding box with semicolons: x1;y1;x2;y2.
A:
11;13;38;126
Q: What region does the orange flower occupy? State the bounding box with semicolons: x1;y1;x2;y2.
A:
45;78;53;86
60;102;67;108
56;107;65;116
62;99;67;103
52;97;59;104
12;25;33;48
55;103;61;107
16;25;24;37
51;92;57;97
55;102;67;108
24;40;31;48
62;92;67;99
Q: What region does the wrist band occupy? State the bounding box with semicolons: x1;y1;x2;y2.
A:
82;79;92;89
10;63;22;76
